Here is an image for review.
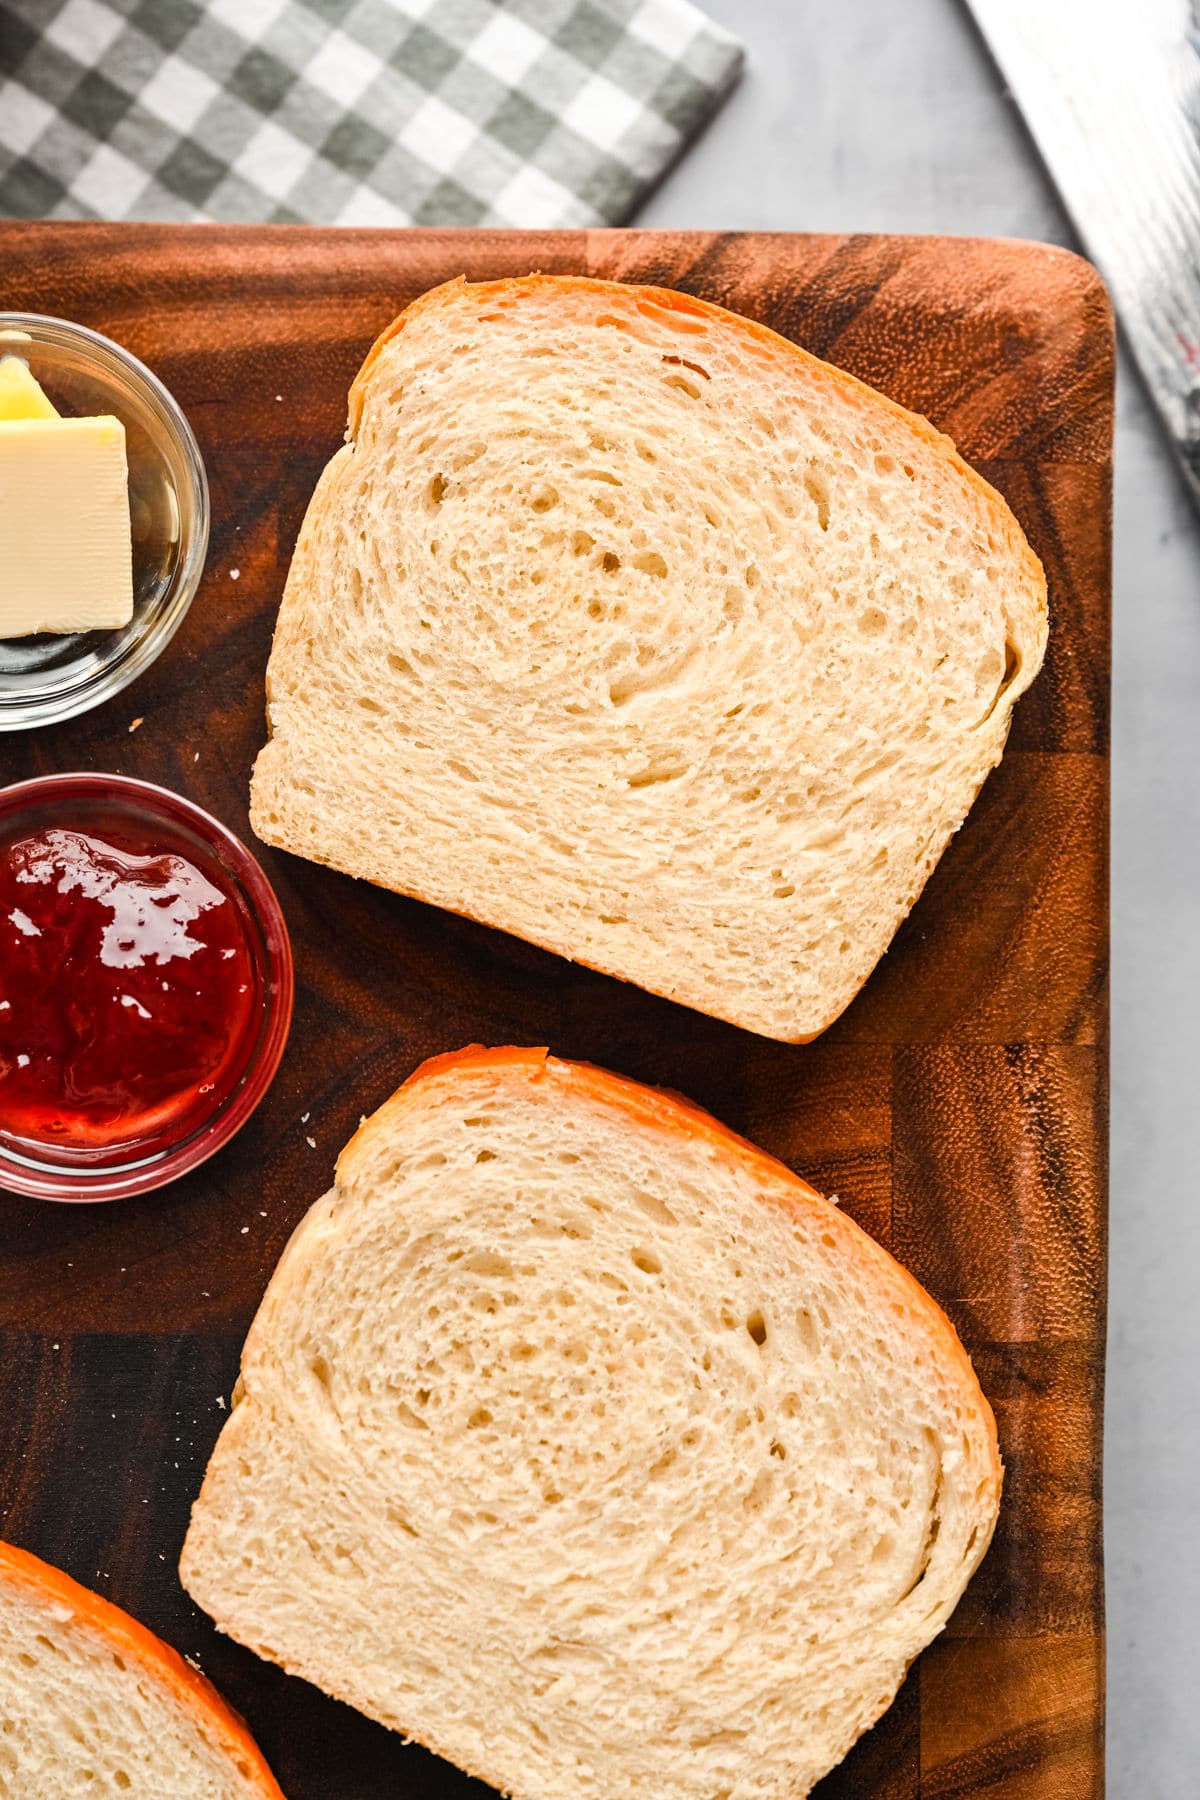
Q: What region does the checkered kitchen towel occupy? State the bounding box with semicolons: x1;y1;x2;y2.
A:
0;0;742;227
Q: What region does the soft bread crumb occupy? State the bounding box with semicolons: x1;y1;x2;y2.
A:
250;275;1047;1042
181;1047;1002;1800
0;1543;281;1797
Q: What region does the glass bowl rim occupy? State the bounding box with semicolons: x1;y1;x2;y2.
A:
0;772;293;1202
0;312;210;732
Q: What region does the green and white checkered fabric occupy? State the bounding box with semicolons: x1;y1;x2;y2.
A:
0;0;742;226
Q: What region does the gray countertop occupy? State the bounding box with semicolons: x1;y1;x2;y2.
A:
644;1;1197;1791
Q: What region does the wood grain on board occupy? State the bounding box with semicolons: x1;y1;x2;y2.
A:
0;225;1110;1798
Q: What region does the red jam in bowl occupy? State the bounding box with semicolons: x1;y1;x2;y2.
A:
0;776;292;1201
0;825;257;1149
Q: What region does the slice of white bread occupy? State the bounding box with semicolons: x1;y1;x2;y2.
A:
180;1045;1001;1799
0;1539;285;1798
250;274;1047;1042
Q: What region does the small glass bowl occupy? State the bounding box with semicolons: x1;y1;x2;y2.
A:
0;314;209;731
0;775;292;1202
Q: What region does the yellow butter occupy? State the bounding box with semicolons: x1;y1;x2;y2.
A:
0;356;60;421
0;416;134;637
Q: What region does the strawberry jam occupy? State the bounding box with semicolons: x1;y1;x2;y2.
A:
0;821;259;1150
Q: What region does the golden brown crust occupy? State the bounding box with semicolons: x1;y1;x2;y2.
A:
0;1541;285;1798
348;1043;828;1192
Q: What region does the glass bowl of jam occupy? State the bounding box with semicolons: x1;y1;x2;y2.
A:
0;313;208;732
0;775;292;1201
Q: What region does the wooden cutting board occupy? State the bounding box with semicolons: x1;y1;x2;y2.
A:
0;225;1110;1799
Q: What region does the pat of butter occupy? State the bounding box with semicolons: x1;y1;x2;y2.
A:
0;356;60;421
0;415;134;637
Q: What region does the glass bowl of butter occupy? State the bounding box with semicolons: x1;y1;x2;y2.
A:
0;314;208;730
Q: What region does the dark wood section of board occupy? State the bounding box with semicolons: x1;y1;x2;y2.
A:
0;226;1110;1799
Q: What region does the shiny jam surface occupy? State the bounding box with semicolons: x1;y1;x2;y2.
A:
0;821;258;1149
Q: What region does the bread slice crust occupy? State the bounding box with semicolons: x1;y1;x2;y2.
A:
250;273;1047;1042
181;1045;1002;1800
0;1538;284;1797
